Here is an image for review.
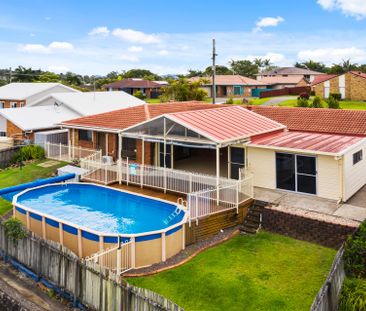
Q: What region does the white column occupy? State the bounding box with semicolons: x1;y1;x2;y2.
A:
216;145;220;204
105;133;109;156
141;137;144;188
163;118;167;193
118;133;122;162
227;146;231;178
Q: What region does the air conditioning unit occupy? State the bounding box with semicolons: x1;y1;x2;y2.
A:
102;156;114;165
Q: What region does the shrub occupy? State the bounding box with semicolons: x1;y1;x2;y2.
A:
310;90;315;96
344;220;366;278
298;92;310;100
327;95;340;109
311;96;322;108
330;92;342;101
11;145;45;164
296;97;309;107
133;90;146;100
339;278;366;311
225;97;234;104
4;217;27;242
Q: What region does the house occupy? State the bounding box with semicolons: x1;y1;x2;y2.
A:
0;83;79;108
188;75;268;98
257;76;309;90
59;101;220;160
0;91;145;139
312;71;366;100
256;67;323;83
103;78;168;99
62;103;366;202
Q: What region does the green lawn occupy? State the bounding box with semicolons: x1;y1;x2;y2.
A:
145;98;162;104
279;99;366;110
127;232;336;311
0;159;66;215
248;97;272;105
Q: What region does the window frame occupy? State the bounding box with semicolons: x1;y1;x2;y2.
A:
353;150;363;165
11;102;17;108
78;129;93;142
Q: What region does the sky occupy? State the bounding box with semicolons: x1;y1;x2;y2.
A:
1;0;366;75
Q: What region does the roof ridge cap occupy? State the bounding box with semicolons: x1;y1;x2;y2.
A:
144;104;151;120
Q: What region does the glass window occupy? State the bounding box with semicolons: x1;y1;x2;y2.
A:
121;137;136;159
79;129;93;141
297;175;316;194
11;102;17;108
296;155;316;175
230;147;245;179
0;102;4;109
0;131;6;137
233;86;243;95
353;150;363;165
276;153;296;191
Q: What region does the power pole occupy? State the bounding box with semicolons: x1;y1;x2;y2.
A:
9;67;12;83
212;39;217;104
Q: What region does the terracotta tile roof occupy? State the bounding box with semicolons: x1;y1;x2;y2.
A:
166;106;286;143
259;76;307;85
350;71;366;79
248;106;366;136
189;75;266;86
311;74;338;86
61;101;220;131
103;79;163;89
250;130;364;155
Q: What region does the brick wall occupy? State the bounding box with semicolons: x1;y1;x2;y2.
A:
261;207;357;249
0;99;26;108
136;139;153;165
348;73;366;101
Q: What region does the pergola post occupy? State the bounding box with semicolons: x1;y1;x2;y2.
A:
227;146;231;179
163;118;167;193
141;137;144;188
118;133;123;184
216;145;220;204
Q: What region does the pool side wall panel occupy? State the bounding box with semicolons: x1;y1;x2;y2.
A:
166;229;183;259
46;222;60;243
135;237;163;267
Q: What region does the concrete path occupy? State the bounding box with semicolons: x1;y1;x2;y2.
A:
254;187;366;222
261;96;297;106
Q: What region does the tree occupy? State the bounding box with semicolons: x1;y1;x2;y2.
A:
295;60;327;73
203;65;232;76
37;72;60;82
254;58;276;73
328;59;358;74
160;78;207;102
12;66;42;82
186;69;203;78
229;60;258;78
61;72;83;86
123;69;160;80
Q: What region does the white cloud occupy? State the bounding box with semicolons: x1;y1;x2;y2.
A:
254;16;284;31
112;28;161;44
119;54;140;62
317;0;366;19
19;41;74;54
245;52;286;64
158;49;169;56
298;47;366;63
128;46;143;52
48;65;70;73
88;26;110;36
48;41;74;50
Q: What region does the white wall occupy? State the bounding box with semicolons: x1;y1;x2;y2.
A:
0;115;6;133
247;146;342;200
343;141;366;201
26;85;78;105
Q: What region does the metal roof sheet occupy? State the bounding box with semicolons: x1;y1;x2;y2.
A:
250;131;364;155
167;106;286;143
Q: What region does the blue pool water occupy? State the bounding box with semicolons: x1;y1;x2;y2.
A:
16;184;184;234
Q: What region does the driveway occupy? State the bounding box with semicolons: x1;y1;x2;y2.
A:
262;96;297;106
254;187;366;222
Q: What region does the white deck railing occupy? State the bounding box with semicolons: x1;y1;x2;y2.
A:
45;142;102;163
86;240;133;275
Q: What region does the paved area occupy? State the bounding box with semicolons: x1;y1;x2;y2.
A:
254;187;366;222
262;96;297;106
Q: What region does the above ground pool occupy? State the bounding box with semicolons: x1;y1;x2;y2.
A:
13;183;187;268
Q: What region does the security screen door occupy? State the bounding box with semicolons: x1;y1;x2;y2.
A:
276;153;317;195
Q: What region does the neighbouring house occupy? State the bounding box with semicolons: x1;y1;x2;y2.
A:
62;103;366;202
188;75;268;98
59;101;220;160
256;67;323;83
257;76;309;90
0;82;79;108
0;91;145;139
312;71;366;100
103;78;168;99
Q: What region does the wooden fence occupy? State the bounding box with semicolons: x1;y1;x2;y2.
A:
0;146;21;168
0;221;183;311
310;246;345;311
259;86;311;98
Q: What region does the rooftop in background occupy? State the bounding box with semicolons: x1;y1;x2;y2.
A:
60;101;219;132
0;83;79;100
189;75;266;86
311;74;338;86
250;130;364;156
257;67;323;76
248;106;366;136
0;106;78;131
258;76;307;85
29;91;145;116
103;79;167;89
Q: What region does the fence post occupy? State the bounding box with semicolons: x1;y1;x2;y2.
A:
118;160;122;185
116;247;122;275
68;143;71;162
47;142;50;158
104;165;108;184
189;173;192;193
141;164;144;188
236;182;239;214
161;232;166;262
195;195;198;226
131;237;136;269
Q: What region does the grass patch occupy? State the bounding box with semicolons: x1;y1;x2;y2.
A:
145;98;162;104
0;159;66;215
127;232;336;311
248;97;272;105
340;101;366;110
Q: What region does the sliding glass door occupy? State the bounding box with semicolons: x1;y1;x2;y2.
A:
276;153;317;195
